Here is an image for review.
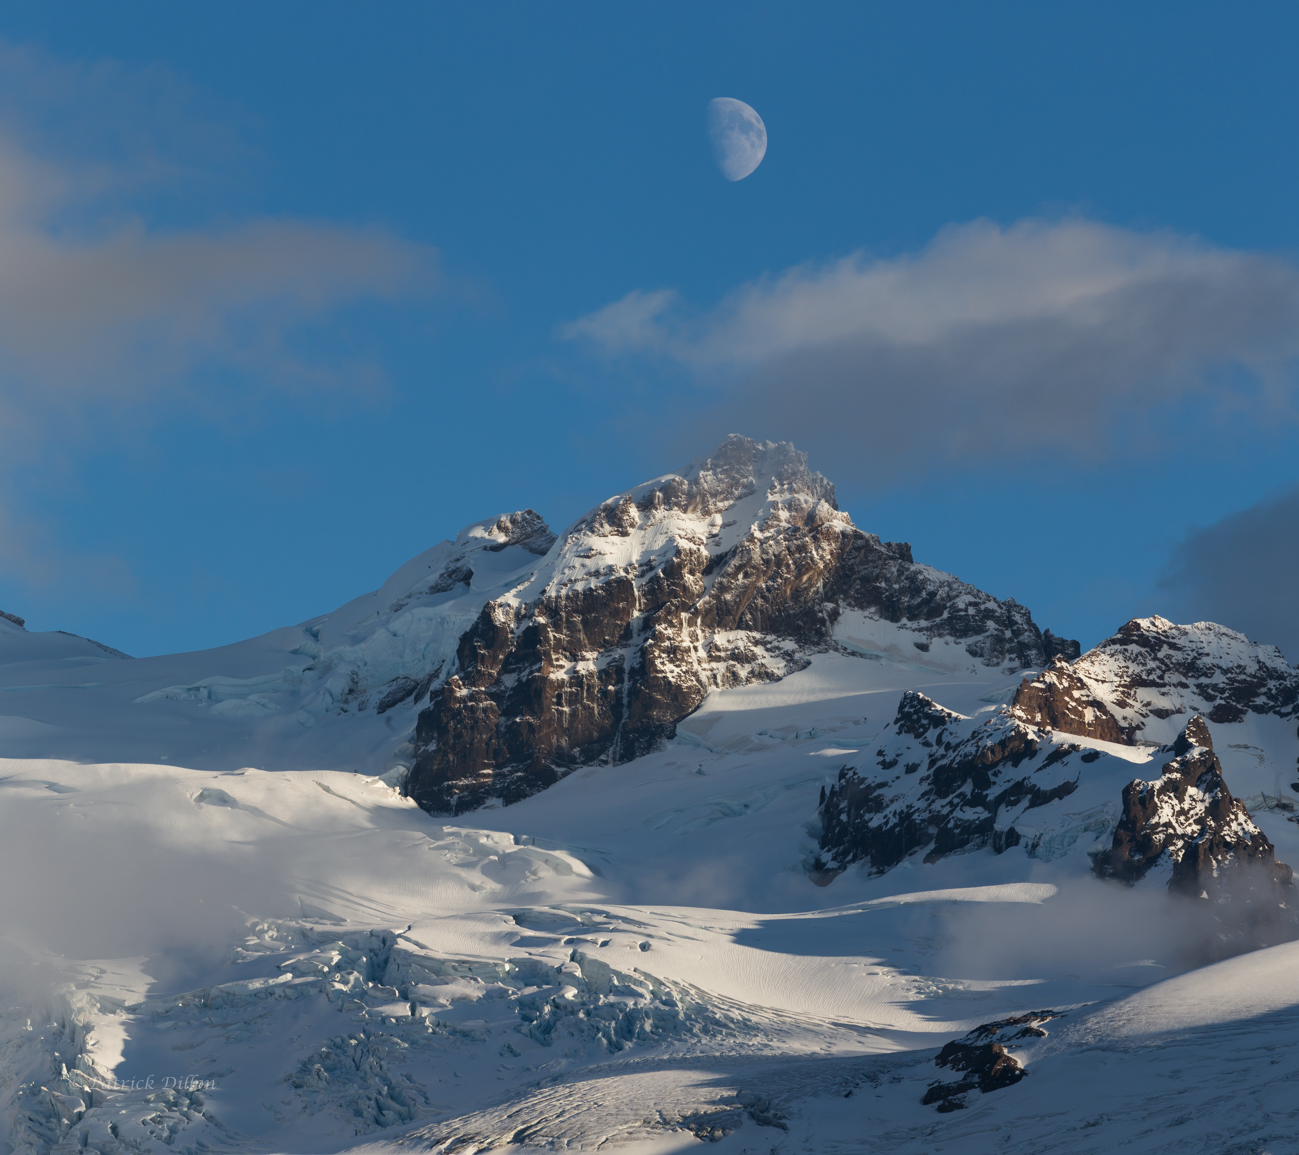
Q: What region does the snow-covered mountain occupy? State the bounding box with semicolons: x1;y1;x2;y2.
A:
0;436;1077;787
407;435;1077;814
1013;615;1299;740
3;437;1299;1154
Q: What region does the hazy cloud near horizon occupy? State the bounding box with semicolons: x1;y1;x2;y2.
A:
564;218;1299;482
0;42;436;590
0;131;432;426
1159;487;1299;663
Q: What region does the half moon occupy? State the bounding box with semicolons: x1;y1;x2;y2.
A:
707;97;767;181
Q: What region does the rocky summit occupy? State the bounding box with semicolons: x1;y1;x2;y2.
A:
1013;616;1299;741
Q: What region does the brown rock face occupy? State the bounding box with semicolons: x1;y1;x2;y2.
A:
406;437;1074;815
1094;716;1293;903
922;1043;1025;1112
1009;616;1299;750
1011;659;1127;744
410;585;634;812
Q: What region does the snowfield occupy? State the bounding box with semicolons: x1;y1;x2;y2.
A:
3;634;1299;1153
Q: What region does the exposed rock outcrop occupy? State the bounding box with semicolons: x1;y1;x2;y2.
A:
0;610;25;629
1041;630;1081;662
922;1012;1062;1112
407;437;1072;814
478;509;557;557
1008;616;1299;752
813;692;1086;880
1069;618;1298;738
1093;716;1293;904
922;1042;1024;1112
815;698;1298;907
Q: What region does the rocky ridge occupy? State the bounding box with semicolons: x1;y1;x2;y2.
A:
134;511;559;722
813;692;1092;882
816;599;1299;892
1012;616;1299;744
405;436;1076;814
816;690;1295;912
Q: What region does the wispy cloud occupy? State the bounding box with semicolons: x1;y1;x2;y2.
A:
0;496;133;595
0;139;432;404
0;42;436;599
0;42;435;437
564;218;1299;478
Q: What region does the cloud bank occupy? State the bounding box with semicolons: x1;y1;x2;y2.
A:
564;218;1299;479
1160;487;1299;662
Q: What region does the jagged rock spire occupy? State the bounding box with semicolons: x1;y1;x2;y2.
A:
1094;715;1292;907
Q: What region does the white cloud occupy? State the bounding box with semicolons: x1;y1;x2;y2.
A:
561;287;678;355
564;218;1299;476
0;41;437;444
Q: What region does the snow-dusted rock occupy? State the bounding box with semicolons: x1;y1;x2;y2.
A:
1010;658;1127;743
815;691;1295;911
1014;617;1299;746
813;691;1092;880
922;1012;1063;1112
1094;715;1293;906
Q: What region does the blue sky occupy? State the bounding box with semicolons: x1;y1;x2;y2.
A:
2;2;1299;658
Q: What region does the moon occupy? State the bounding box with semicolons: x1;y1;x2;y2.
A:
707;97;767;181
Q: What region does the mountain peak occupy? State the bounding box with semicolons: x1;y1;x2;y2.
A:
676;434;837;512
1111;616;1294;669
590;435;837;531
1173;714;1214;755
406;439;1071;813
1073;615;1299;736
124;437;1075;813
